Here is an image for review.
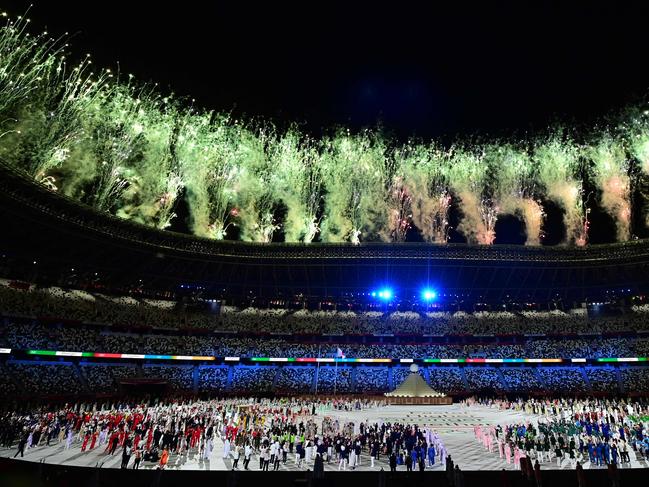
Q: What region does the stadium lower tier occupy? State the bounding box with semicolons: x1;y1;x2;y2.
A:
4;282;649;335
1;360;648;398
3;318;649;360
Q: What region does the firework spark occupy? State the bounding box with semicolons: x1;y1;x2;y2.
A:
535;135;589;245
399;144;451;243
0;12;648;246
588;137;631;242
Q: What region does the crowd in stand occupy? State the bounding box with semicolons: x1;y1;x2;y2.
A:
353;368;389;393
1;361;648;398
3;282;649;337
3;318;649;360
428;368;466;393
466;396;649;471
500;369;544;392
621;369;649;393
464;368;506;392
276;368;314;394
1;281;649;399
198;368;229;393
231;368;278;394
7;363;83;395
316;368;354;393
81;365;139;392
221;308;649;336
586;368;619;393
536;368;590;394
0;396;456;473
0;285;218;329
141;366;194;390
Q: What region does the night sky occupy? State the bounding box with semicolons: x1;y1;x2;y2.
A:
3;1;649;244
5;2;648;141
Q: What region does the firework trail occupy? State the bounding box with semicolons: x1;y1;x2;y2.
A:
0;14;110;190
448;147;497;244
625;108;649;227
587;136;631;242
113;92;182;229
382;174;413;242
492;144;545;245
320;130;387;244
232;123;280;243
379;145;412;242
625;107;649;175
535;135;590;245
1;11;649;246
399;143;451;243
178;112;239;239
631;128;649;175
77;85;161;212
0;13;63;121
270;130;323;242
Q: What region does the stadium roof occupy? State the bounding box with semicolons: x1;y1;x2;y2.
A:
2;162;648;302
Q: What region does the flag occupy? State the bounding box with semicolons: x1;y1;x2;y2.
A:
336;347;345;359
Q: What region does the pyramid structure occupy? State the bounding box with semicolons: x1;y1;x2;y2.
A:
384;364;452;404
385;371;446;398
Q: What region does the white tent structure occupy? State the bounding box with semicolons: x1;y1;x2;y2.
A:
385;364;452;405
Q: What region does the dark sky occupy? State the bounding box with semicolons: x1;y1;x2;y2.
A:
4;1;649;141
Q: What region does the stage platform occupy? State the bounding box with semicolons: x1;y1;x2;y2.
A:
385;396;453;405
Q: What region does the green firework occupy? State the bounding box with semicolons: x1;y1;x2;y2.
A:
0;12;648;246
587;136;631;242
399;143;450;243
535;135;589;245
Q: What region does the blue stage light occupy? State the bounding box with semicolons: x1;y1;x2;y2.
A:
379;289;393;300
422;289;437;301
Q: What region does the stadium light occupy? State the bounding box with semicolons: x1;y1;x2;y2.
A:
422;289;437;301
377;289;393;300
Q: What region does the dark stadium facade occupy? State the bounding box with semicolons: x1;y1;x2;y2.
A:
1;162;647;306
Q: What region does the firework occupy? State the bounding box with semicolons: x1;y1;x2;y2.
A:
178;112;239;239
0;14;63;119
587;136;631;242
382;175;413;242
447;147;497;244
0;16;110;188
232;124;280;243
624;107;649;175
79;85;155;212
399;144;450;243
491;144;545;245
631;130;649;175
535;135;589;245
320;130;388;244
623;109;649;228
1;11;649;246
270;130;323;242
114;93;181;229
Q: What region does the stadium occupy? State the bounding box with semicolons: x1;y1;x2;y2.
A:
1;3;649;487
